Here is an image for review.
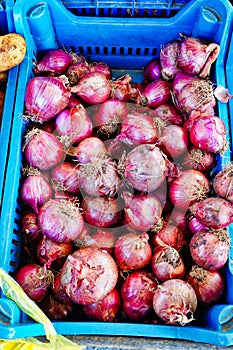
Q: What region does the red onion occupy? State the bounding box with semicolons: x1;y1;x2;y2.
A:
187;265;225;305
121;270;157;321
25;76;70;122
152;224;187;252
153;279;197;325
79;156;121;197
68;95;84;108
53;274;74;304
51;161;80;193
123;144;167;192
74;223;94;248
71;72;111;105
55;105;93;145
182;147;216;173
83;288;121;322
160;40;180;80
60;247;118;305
151;246;185;282
166;208;188;230
116;109;159;146
67;61;90;85
23;129;65;170
158;125;189;158
122;191;162;232
110;75;132;102
20;170;53;213
187;214;208;235
177;37;220;78
21;210;42;244
139;79;171;108
189;229;230;270
15;263;54;302
36;236;73;269
114;232;152;271
190;197;233;229
38;198;84;243
89;229;117;255
150;104;183;126
213;163;233;203
92;99;128;135
90;61;112;79
172;73;216;116
73;136;106;164
144;58;161;82
189;114;227;154
168;169;210;211
35;49;73;74
82;196;123;228
39;294;73;320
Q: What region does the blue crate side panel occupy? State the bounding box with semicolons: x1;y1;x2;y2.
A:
0;0;18;211
0;0;233;345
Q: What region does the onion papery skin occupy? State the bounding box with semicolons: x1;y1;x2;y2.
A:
121;270;157;321
189;115;227;154
191;197;233;229
114;232;152;271
168;169;210;211
151;246;185;282
25;77;70;122
213;164;233;203
67;61;91;85
92;99;128;135
182;147;216;173
71;72;111;105
74;136;107;164
38;198;84;243
140;79;171;108
150;103;183;126
152;224;187;252
36;236;74;269
39;294;74;320
24;129;65;170
110;74;132;102
90;61;112;80
51;161;80;194
117;110;159;146
79;157;122;197
122;191;162;231
153;279;197;325
35;49;73;74
177;37;220;78
123;144;167;193
15;263;54;302
20;174;53;213
82;196;123;228
160;40;181;80
55;105;93;145
60;247;118;305
89;229;117;255
158;124;189;159
172;73;216;116
189;229;230;270
187;265;225;305
83;288;121;322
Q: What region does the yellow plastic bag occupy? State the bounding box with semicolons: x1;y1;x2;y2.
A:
0;268;85;350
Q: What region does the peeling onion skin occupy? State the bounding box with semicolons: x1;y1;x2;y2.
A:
60;247;118;305
213;164;233;204
153;279;197;326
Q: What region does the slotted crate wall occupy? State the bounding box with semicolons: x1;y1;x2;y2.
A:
0;0;233;346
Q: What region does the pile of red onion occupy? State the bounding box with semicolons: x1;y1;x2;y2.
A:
16;36;233;325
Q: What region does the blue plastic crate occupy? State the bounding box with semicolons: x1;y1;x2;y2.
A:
1;0;233;345
58;0;190;17
0;0;19;211
226;31;233;158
